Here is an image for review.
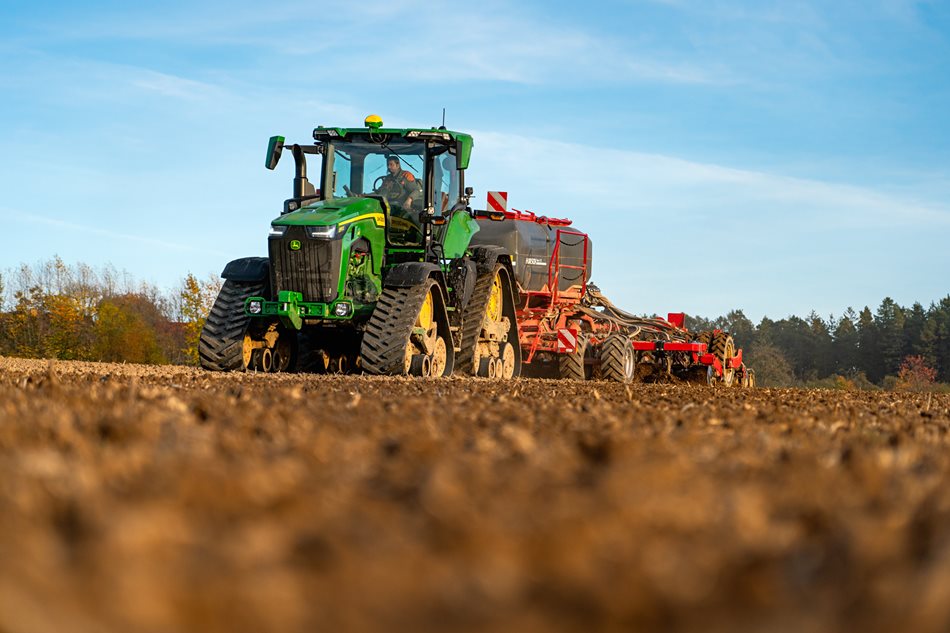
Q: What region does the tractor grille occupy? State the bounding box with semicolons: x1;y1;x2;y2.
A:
269;227;343;303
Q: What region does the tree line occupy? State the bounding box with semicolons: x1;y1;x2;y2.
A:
1;257;946;389
0;257;219;365
687;298;950;389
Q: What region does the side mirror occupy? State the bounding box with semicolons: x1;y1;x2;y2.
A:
265;136;285;170
464;186;474;196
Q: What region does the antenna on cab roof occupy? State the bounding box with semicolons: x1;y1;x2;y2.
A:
440;107;446;130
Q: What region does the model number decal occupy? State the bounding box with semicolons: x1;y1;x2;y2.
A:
525;257;546;266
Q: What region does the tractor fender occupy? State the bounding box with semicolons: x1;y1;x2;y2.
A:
383;262;445;289
221;257;269;283
471;245;507;273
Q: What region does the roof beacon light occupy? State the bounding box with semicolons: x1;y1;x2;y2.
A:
364;114;383;130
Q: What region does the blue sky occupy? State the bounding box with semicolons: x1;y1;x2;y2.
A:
1;0;948;321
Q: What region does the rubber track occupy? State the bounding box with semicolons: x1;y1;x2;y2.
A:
360;282;432;376
454;267;496;375
558;333;587;381
600;335;630;383
198;280;265;371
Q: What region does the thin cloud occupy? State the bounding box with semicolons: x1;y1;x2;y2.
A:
1;209;231;258
469;131;950;229
131;69;226;101
7;1;734;87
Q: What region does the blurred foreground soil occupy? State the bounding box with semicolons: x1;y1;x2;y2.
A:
2;357;950;633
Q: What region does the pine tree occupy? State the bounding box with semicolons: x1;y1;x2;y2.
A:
807;311;834;378
857;307;883;382
833;308;860;375
903;302;934;366
934;296;950;382
722;309;756;350
875;297;905;377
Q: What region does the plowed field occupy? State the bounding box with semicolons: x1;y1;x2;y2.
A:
2;357;950;633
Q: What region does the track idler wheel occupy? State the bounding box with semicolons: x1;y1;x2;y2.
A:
499;342;516;379
249;347;273;372
430;337;447;377
410;353;432;377
477;355;504;379
326;355;349;374
271;347;288;373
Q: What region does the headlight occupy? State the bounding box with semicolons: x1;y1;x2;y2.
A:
248;300;263;314
307;225;337;239
269;225;287;236
334;302;352;317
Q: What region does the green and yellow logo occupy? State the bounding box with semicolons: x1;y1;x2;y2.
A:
289;240;301;251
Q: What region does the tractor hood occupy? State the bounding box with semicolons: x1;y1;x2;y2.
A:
272;197;384;228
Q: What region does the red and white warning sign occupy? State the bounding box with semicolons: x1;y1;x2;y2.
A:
556;328;578;353
487;191;508;213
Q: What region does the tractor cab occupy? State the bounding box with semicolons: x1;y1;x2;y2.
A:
267;115;475;254
310;116;473;247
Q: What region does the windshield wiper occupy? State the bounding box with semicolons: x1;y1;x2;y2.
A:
380;141;420;177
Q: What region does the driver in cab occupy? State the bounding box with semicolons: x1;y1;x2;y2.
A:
375;155;421;212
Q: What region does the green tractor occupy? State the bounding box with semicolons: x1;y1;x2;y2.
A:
198;115;521;378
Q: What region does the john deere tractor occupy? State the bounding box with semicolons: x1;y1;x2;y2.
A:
198;115;521;378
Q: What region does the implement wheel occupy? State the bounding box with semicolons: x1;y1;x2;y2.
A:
600;334;636;383
199;279;266;371
710;333;736;387
360;278;455;377
558;333;589;381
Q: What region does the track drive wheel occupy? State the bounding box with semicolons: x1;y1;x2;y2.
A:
600;334;636;383
456;263;521;379
558;333;589;381
710;333;736;387
360;278;455;377
199;279;266;371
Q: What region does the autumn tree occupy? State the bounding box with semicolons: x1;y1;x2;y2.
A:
747;342;795;387
176;273;221;365
896;355;938;392
95;295;167;364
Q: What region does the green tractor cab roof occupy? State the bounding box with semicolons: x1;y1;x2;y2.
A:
312;115;473;169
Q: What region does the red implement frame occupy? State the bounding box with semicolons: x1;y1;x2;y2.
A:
510;219;617;364
634;334;744;379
